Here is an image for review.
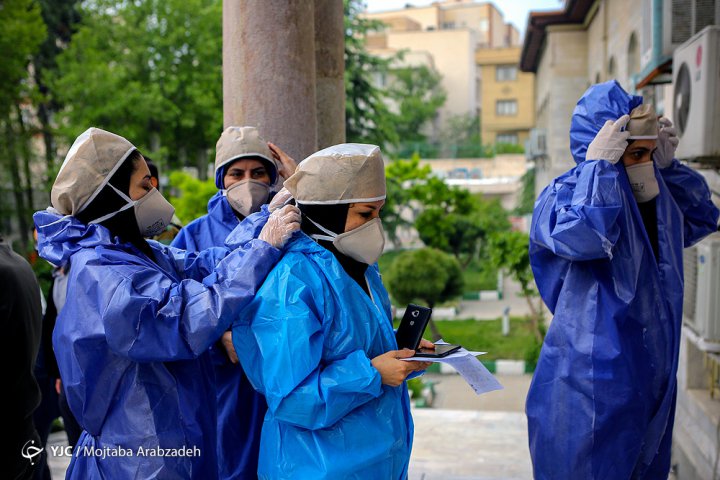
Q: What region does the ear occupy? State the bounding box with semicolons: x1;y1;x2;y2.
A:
150;177;159;189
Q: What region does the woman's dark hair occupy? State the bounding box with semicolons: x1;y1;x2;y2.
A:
76;150;155;261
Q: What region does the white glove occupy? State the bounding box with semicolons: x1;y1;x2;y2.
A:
258;204;301;248
268;187;293;212
586;114;631;164
653;117;679;169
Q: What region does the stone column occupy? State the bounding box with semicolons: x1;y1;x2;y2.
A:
223;0;318;161
314;0;346;149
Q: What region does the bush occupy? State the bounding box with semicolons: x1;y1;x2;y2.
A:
384;248;463;308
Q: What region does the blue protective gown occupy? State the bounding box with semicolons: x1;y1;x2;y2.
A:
232;234;414;480
171;191;270;479
526;81;719;479
33;209;280;479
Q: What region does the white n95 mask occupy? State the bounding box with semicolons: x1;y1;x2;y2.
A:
625;162;659;203
307;216;386;265
90;185;175;237
224;180;271;217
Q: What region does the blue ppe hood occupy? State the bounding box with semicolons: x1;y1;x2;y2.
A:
570;80;643;164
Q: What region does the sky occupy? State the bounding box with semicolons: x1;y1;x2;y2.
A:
364;0;565;39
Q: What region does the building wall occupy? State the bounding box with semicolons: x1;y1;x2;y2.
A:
534;27;589;192
585;0;644;90
385;29;477;125
364;6;440;31
477;47;535;145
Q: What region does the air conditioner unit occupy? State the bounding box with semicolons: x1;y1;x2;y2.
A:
640;0;719;84
683;233;720;347
673;26;720;163
525;128;546;160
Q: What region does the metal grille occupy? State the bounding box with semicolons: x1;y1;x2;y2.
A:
672;0;693;44
695;0;717;32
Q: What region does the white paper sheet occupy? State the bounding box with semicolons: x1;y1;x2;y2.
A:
403;343;503;395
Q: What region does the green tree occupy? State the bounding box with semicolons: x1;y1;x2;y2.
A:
487;230;545;342
344;0;398;148
385;248;463;341
344;0;446;150
514;166;536;216
0;0;47;251
167;171;216;224
382;154;431;248
387;65;446;143
49;0;222;178
413;179;510;269
32;0;82;176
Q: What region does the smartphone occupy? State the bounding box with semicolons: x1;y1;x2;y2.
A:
395;304;432;350
414;344;461;358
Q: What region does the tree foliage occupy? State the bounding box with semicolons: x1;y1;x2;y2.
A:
0;0;47;250
487;230;545;342
344;0;446;150
382;155;431;248
49;0;223;177
167;171;216;225
386;65;446;143
413;181;510;269
384;247;463;340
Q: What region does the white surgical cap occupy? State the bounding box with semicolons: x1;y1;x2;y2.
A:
215;126;279;181
627;104;658;140
284;143;386;205
51;127;137;216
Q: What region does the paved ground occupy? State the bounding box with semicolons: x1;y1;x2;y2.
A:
408;373;534;479
46;373;534;479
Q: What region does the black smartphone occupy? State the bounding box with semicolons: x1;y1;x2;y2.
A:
395;304;432;350
414;344;461;358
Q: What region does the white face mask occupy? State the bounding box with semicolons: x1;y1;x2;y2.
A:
307;216;386;265
223;180;270;217
90;185;175;237
626;162;659;203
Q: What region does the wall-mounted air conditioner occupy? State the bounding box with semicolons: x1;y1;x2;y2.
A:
640;0;720;80
683;233;720;347
673;26;720;163
525;128;546;160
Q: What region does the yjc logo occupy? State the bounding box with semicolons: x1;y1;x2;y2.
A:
22;440;43;465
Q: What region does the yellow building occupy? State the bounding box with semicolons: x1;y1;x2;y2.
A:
476;47;535;146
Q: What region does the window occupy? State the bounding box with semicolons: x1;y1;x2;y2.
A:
496;100;518;116
479;19;489;32
627;32;639;82
496;65;517;81
496;133;518;145
608;56;616;78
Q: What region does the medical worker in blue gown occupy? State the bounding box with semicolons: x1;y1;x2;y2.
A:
231;144;433;479
171;126;296;479
526;81;719;479
33;127;300;479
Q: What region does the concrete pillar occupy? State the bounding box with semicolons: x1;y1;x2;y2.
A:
314;0;346;149
223;0;318;161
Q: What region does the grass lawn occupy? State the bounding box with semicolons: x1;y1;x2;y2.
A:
393;317;539;361
379;251;498;294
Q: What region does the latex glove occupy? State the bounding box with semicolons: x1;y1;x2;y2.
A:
653;117;679;169
586;114;631;164
258;204;301;248
268;142;297;180
268;187;293;212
